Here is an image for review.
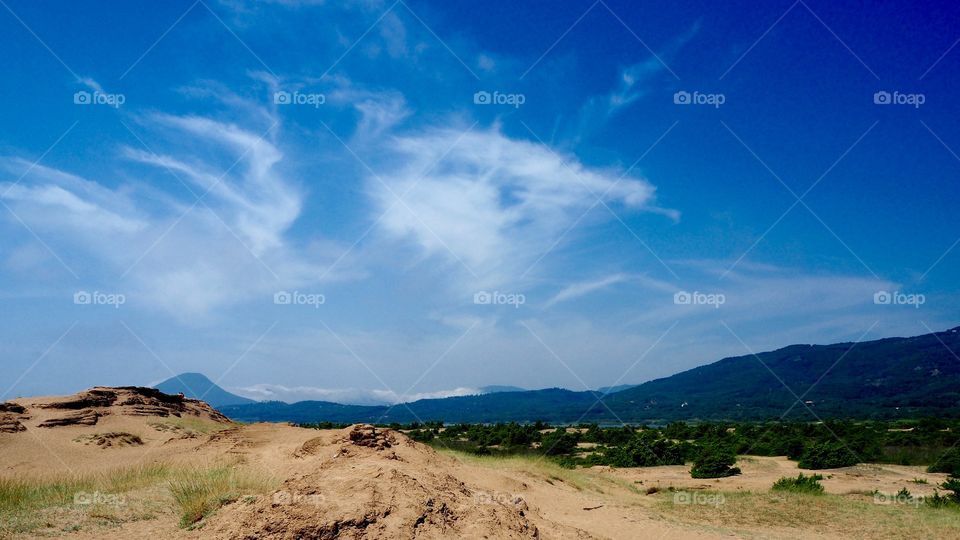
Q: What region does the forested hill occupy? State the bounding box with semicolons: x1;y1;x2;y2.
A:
219;326;960;424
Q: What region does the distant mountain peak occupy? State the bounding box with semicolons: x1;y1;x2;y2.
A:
153;373;255;409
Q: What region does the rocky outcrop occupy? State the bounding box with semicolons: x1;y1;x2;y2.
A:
0;414;26;433
34;386;230;424
0;402;27;414
38;388;118;410
38;409;102;428
73;432;144;448
346;423;397;450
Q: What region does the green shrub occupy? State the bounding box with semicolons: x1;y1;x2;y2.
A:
941;476;960;503
771;473;825;494
540;428;578;456
798;442;859;469
408;429;435;442
928;448;960;476
690;445;740;479
603;433;687;467
926;490;953;508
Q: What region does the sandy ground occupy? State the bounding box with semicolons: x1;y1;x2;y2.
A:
1;388;955;539
599;455;948;498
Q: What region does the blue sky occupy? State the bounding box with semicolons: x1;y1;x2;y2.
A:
1;0;958;405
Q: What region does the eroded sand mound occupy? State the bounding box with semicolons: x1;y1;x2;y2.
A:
201;425;540;539
1;387;235;477
14;386;229;430
0;401;28;432
73;431;145;448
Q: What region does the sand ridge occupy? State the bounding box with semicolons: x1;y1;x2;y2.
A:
2;387;955;539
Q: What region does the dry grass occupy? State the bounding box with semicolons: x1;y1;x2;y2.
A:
167;465;276;528
150;417;232;436
656;490;960;539
437;449;642;496
0;464;169;536
443;449;960;538
0;461;275;536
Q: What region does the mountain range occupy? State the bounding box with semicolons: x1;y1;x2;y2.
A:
154;372;255;408
166;327;960;424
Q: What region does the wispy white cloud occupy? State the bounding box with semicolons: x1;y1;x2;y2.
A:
0;105;338;319
570;21;700;143
606;21;700;116
545;273;631;307
76;76;104;93
1;160;146;235
232;383;483;405
366;121;676;287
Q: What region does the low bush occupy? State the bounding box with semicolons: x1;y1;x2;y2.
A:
928;448;960;476
690;445;740;479
602;433;688;467
540;428;578;456
771;473;825;494
941;476;960;503
798;442;859;469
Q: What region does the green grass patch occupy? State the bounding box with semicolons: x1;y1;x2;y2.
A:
151;416;232;436
772;473;825;494
0;464;169;536
167;466;275;528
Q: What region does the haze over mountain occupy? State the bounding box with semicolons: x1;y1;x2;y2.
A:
153;373;255;409
212;382;530;407
219;326;960;424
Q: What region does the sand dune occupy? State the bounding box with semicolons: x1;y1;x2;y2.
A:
1;388;954;539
